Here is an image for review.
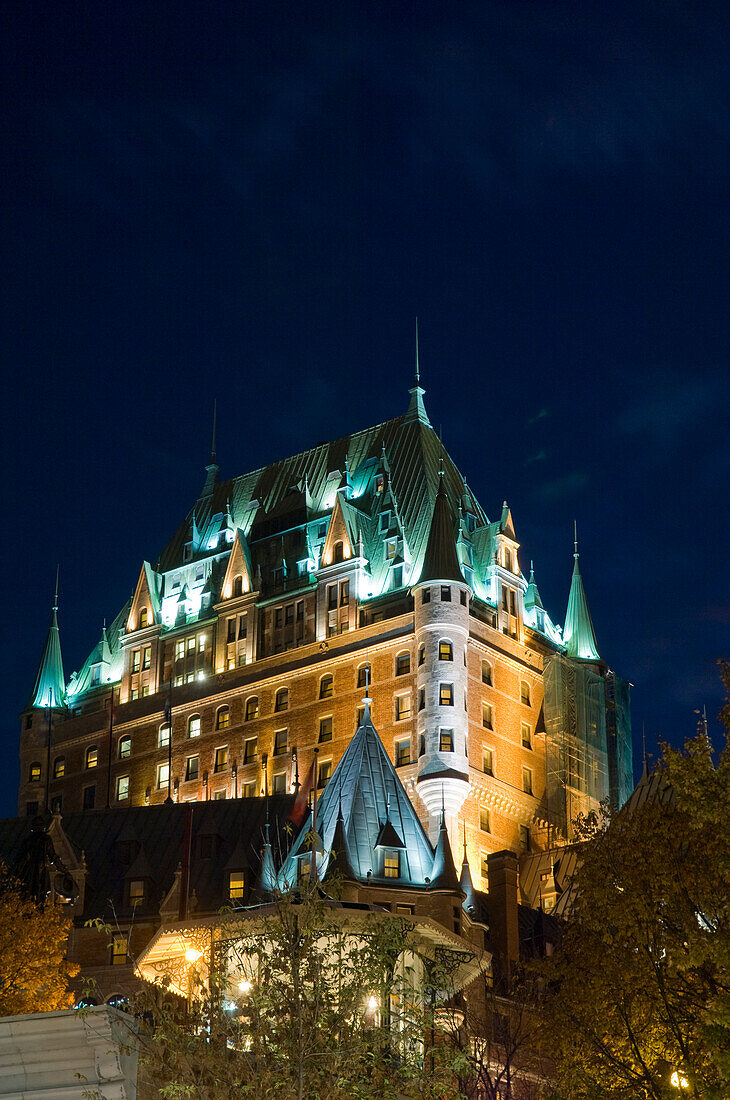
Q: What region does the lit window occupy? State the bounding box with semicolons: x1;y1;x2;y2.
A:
141;684;150;698
317;760;332;788
214;746;229;773
440;586;451;602
340;579;349;606
131;650;141;673
298;856;311;884
319;675;334;699
482;703;493;730
521;723;532;749
53;756;65;779
175;640;185;660
128;879;144;903
187;636;195;654
244;738;258;764
395;739;411;767
439;640;453;661
275;688;289;712
395;694;411;721
86;746;98;769
111;934;128;966
118;736;131;759
130;687;139;701
383;851;400;878
357;664;370;689
319;717;333;743
229;871;245;899
216;706;230;730
482;661;492;685
522;767;533;796
245;697;259;721
480;808;491;833
29;762;41;783
483;749;494;776
272;772;286;794
186;756;199;781
439;728;454;752
395;652;410;676
439;683;454;706
198;635;205;654
213;789;226;800
521;681;531;706
156;762;169;790
274;728;288;755
242;781;256;798
142;646;151;670
116;775;130;801
158;725;170;748
139;608;148;628
188;715;201;738
418;644;425;667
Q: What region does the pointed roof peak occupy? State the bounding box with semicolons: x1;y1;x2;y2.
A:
564;526;600;661
524;560;544;611
29;575;66;709
406;318;430;424
430;815;461;892
418;471;464;586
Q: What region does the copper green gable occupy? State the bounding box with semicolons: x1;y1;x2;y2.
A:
417;473;464;585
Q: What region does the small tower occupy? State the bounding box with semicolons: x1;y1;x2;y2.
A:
413;470;471;842
29;577;65;710
563;524;601;661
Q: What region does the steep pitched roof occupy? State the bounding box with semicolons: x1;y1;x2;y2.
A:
417;473;464;585
279;701;435;887
29;606;65;709
429;814;461;892
563;549;600;661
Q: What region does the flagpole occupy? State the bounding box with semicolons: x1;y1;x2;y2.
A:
310;747;319;882
105;685;115;808
165;674;174;804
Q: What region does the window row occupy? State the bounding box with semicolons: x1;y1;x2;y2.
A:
481;748;534;795
421;584;468;606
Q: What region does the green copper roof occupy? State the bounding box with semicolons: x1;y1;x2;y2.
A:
29;607;65;709
523;562;543;611
563;552;601;661
417;472;465;586
278;700;435;888
429;813;461;892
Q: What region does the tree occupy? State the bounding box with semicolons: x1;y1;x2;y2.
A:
108;875;475;1100
0;864;79;1016
541;668;730;1100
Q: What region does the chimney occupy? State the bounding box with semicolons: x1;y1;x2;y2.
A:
487;850;519;988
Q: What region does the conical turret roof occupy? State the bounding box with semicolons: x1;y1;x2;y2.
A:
278;700;434;887
524;562;544;611
429;811;461;892
29;593;65;709
418;473;464;585
563;533;600;661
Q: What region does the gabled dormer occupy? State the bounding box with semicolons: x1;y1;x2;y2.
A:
127;562;161;633
320;493;355;568
220;529;255;600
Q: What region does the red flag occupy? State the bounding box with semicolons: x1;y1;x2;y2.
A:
288;760;314;827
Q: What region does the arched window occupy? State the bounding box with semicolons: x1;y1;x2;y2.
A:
275;687;289;713
85;745;98;769
395;652;410;676
28;762;41;783
158;724;170;748
333;541;344;563
188;714;201;738
53;756;65;779
138;607;148;628
245;696;259;722
357;664;370;689
216;705;230;730
319;675;334;700
233;575;243;598
521;680;531;706
438;640;453;662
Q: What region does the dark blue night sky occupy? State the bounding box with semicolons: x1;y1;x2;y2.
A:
2;2;729;815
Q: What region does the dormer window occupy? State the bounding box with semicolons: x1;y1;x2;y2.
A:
128;879;145;905
383;851;400;879
90;666;101;687
183;543;193;562
375;475;385;494
380;511;390;532
139;608;148;628
333;541;344;563
229;871;245;899
233;575;243;598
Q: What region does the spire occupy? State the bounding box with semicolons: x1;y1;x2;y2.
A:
405;317;430;423
459;821;475;911
338;454;353;498
523;561;544;611
418;469;464;585
563;523;601;661
259;810;278;896
200;400;220;497
429;807;461;892
326;797;357;881
29;571;66;709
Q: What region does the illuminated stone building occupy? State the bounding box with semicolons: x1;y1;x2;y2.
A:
19;375;633;895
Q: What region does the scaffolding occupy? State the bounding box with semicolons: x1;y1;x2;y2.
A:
605;672;633;809
543;655;614;840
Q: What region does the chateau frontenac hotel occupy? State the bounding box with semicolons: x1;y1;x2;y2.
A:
19;373;633;895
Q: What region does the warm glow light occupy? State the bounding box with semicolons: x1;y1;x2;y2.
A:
367;995;378;1011
238;979;252;993
185;948;203;964
670;1071;689;1090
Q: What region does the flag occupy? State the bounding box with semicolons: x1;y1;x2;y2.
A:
289;760;314;827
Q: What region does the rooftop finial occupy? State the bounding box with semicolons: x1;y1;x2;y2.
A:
462;819;467;862
574;519;579;559
414;316;420;385
53;564;59;613
211;398;217;464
